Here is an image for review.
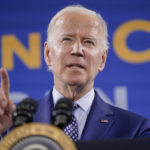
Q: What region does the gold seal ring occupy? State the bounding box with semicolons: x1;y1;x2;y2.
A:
0;123;77;150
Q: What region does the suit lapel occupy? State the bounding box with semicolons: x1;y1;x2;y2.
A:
33;90;54;124
81;91;114;140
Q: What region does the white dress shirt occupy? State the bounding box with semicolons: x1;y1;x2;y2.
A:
52;87;95;139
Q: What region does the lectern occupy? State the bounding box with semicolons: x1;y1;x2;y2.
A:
1;123;150;150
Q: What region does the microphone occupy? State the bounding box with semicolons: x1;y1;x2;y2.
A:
12;97;37;127
51;97;73;129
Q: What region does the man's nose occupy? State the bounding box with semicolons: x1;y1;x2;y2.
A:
71;41;84;57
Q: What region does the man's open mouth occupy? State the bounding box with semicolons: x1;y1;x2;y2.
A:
67;64;84;69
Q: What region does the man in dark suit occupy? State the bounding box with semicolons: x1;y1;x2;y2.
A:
34;89;150;140
0;5;150;141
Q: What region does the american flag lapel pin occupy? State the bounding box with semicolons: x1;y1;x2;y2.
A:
100;119;109;123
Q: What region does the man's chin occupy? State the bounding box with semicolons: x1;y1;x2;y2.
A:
66;79;85;87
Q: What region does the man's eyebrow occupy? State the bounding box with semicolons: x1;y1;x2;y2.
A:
61;34;97;43
84;37;96;41
61;34;96;39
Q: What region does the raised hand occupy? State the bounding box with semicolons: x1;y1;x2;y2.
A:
0;68;16;134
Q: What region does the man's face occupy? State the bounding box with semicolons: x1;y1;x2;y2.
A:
45;12;107;88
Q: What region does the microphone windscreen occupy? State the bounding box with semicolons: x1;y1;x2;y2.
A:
16;97;37;113
12;97;37;127
55;97;73;111
51;97;73;129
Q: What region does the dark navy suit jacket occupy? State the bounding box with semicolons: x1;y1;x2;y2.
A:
33;90;150;140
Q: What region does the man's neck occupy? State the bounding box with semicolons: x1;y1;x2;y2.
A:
54;82;93;102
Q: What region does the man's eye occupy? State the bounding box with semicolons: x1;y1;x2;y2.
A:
63;38;71;41
84;40;94;46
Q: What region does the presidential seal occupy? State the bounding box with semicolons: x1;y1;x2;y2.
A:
0;123;77;150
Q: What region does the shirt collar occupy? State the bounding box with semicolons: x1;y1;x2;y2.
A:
52;87;95;112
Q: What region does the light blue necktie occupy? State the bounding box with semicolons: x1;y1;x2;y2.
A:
63;105;79;142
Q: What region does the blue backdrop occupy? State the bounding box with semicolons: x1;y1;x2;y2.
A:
0;0;150;118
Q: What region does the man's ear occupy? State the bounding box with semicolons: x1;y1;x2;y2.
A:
98;50;108;72
44;41;51;66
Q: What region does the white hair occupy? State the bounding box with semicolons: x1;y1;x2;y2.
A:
47;5;109;52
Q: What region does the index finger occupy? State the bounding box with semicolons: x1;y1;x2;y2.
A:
0;68;10;99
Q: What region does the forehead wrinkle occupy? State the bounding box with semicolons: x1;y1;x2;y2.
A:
58;21;102;36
